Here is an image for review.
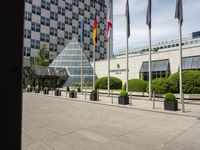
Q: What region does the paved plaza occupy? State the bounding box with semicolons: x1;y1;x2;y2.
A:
22;93;200;150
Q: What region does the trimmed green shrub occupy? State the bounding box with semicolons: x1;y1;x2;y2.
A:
66;86;70;92
70;89;75;93
91;89;97;94
119;90;128;97
123;79;147;92
167;71;200;94
95;77;122;89
164;93;176;101
146;78;170;94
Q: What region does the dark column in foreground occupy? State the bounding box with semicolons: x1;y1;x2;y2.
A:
0;0;24;149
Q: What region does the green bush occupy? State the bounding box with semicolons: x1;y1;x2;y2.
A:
146;78;170;94
164;93;176;101
119;90;128;97
123;79;147;92
70;89;75;93
167;71;200;94
91;89;97;94
95;77;122;89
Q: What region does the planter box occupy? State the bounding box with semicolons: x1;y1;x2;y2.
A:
90;93;97;101
77;88;81;93
35;89;40;93
55;90;61;96
69;92;77;98
118;96;129;105
27;89;32;92
164;100;178;111
43;90;49;95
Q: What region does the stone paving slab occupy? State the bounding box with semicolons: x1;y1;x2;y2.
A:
22;93;200;150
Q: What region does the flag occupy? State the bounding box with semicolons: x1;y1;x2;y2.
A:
175;0;183;26
146;0;151;28
106;13;112;40
125;0;130;38
93;15;98;46
81;19;84;44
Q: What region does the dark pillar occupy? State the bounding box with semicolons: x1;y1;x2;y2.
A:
0;1;24;149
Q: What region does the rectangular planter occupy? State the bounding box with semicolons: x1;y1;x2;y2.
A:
55;90;61;96
118;96;129;105
69;92;77;98
164;100;178;111
43;90;49;95
90;93;97;101
35;89;40;93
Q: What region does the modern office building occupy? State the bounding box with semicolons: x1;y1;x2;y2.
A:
93;31;200;84
23;0;110;66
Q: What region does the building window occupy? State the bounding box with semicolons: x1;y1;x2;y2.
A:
24;29;31;39
72;27;78;34
51;0;58;5
139;59;170;81
79;8;84;16
25;11;32;21
50;27;57;36
58;37;65;45
58;7;65;15
25;0;32;4
50;12;58;21
31;22;40;32
41;0;50;10
65;17;72;25
41;16;50;26
72;12;78;20
49;43;57;52
31;39;40;49
65;2;72;11
65;31;72;40
32;5;41;15
23;47;31;57
40;33;49;42
58;22;65;30
72;0;78;7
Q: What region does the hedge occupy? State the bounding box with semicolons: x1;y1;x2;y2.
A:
164;93;176;101
123;79;147;92
167;71;200;94
146;78;170;94
95;76;122;89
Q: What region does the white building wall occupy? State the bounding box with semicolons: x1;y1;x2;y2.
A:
93;46;200;84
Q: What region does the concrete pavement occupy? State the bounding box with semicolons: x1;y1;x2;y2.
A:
22;93;200;150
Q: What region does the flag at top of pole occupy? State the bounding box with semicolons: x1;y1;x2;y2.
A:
125;0;130;38
175;0;183;26
93;14;98;46
81;19;84;44
146;0;151;29
106;13;112;40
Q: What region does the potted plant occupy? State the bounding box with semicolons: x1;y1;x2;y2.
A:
26;85;32;92
90;90;98;101
77;86;81;92
118;90;129;105
55;88;61;96
43;87;49;94
69;89;77;98
35;85;40;93
164;93;178;111
66;86;70;92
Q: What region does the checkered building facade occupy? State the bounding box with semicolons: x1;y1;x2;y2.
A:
23;0;108;65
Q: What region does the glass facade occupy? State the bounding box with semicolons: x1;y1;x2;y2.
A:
49;38;95;86
140;59;170;81
182;55;200;70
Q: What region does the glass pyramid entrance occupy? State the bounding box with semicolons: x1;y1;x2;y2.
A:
49;38;95;86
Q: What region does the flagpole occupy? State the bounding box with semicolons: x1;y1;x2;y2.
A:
178;21;185;112
148;27;152;101
81;43;83;94
126;18;129;93
93;45;96;90
107;38;110;96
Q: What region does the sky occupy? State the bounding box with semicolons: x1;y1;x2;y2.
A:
112;0;200;53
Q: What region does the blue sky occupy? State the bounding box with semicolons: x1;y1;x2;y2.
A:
113;0;200;53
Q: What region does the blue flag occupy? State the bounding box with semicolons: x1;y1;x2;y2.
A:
125;0;130;38
175;0;183;26
81;19;84;44
146;0;151;29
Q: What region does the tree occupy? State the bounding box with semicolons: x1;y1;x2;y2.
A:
34;44;49;66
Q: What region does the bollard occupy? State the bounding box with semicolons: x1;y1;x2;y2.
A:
66;88;67;98
153;92;155;109
130;92;132;106
85;88;87;100
97;90;99;101
111;90;113;104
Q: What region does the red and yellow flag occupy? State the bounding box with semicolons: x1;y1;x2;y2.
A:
93;16;97;46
